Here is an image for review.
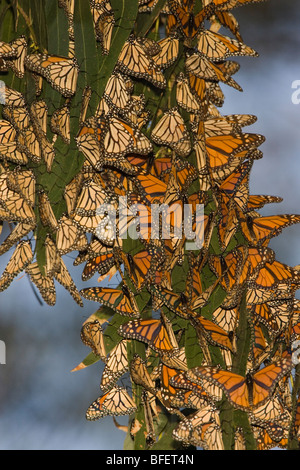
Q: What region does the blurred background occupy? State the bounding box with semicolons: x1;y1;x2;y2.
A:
0;0;300;450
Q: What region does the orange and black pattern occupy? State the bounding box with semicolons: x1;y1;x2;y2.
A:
1;0;300;451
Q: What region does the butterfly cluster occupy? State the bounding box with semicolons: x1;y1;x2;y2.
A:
1;0;300;451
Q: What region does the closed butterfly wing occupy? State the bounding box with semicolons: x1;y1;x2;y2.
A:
130;353;157;395
53;257;83;306
100;340;129;391
80;286;140;318
0;240;33;291
24;54;79;97
0;221;35;257
95;11;115;55
197;30;257;62
117;36;166;89
151;107;191;157
86;386;137;420
168;0;205;40
152;34;179;69
25;262;56;306
50;103;71;144
80;319;107;360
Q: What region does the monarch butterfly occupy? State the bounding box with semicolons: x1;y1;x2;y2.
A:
250;395;292;430
119;248;162;292
80;285;140;318
1;86;26;107
43;237;61;280
0;142;29;166
30;99;48;134
250;300;294;338
170;159;198;193
75;122;103;170
213;10;243;42
131;173;167;205
24;54;79;97
31;130;55;172
129;353;157;395
176;72;206;115
211;305;239;334
246;280;298;306
200;114;257;139
90;0;113;16
50;103;71;144
216;160;253;250
6;167;35;209
116;35;166;89
152;34;179;69
243;246;276;281
209;247;246;293
102;73;131;113
25;262;56;306
159;362;188;408
187;353;293;410
80;319;107;360
168;0;206;41
0;39;18;58
118;317;179;355
170;369;223;403
63;174;83;214
245;194;283;213
82;250;115;281
70;178;109;233
205;132;265;181
3;104;31;131
0;120;17;144
172;405;223;450
249;322;270;366
4;36;27;78
56;214;88;255
239;212;300;247
102;115;152;158
0;240;33;292
186;74;210;115
150;286;190;320
0;174;35;223
249;259;300;291
100;340;129;392
185;52;242;91
95;11;115;54
194;316;235;351
86;386;137;420
38;191;59;232
197;30;258;62
205;0;267;12
58;0;75;15
53;257;83;307
17;125;42;163
254;425;289;451
151;107;191;157
0;221;35;257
